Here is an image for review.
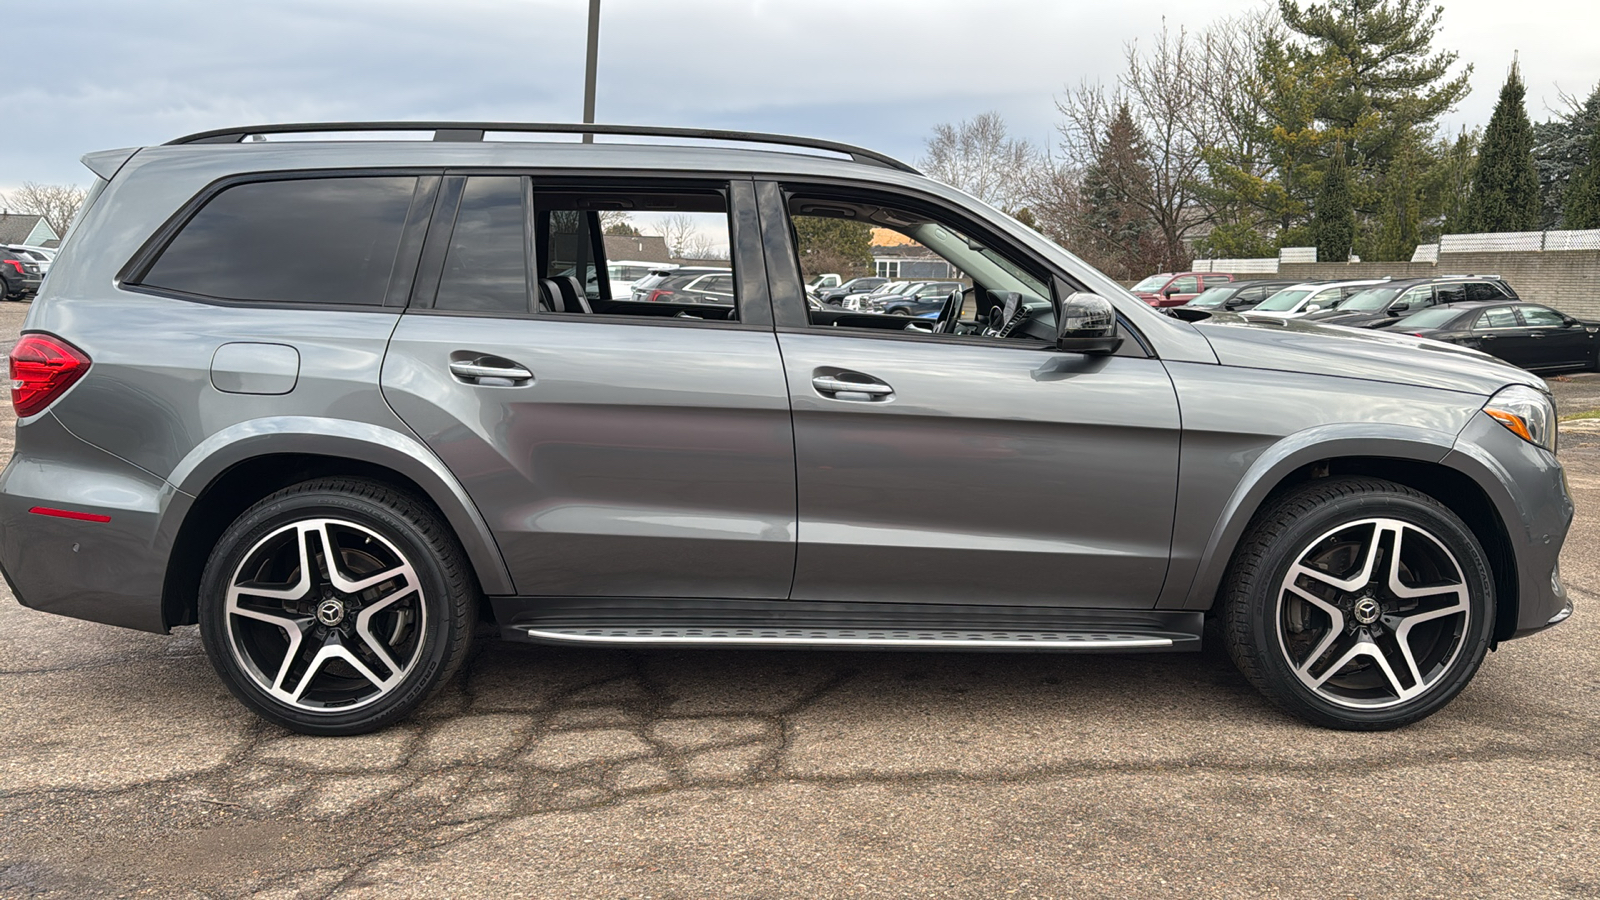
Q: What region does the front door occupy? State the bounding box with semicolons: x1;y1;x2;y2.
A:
761;182;1181;609
381;175;797;599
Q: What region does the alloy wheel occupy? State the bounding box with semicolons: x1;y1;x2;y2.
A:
225;518;426;712
1275;517;1471;710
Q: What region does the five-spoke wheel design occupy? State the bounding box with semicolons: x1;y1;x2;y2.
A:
1223;477;1493;730
226;518;426;712
200;479;475;734
1277;517;1470;710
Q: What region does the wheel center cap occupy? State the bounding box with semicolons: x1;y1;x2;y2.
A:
1353;597;1382;625
316;598;347;627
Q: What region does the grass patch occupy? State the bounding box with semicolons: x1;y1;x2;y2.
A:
1560;409;1600;422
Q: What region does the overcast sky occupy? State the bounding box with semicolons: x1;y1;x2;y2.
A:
5;0;1598;195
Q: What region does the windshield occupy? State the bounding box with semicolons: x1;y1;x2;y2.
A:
1130;274;1170;292
1186;286;1234;307
1397;308;1462;329
1337;287;1403;312
1253;289;1311;312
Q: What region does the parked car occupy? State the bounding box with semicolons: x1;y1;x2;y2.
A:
817;276;888;305
0;248;43;300
630;266;735;305
3;245;53;276
841;280;922;311
1381;301;1599;372
1302;276;1519;330
1176;280;1299;314
1130;272;1235;307
883;281;965;316
607;259;673;290
806;273;842;296
1;121;1571;737
1245;279;1389;319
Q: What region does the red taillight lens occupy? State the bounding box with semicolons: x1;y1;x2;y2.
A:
10;334;91;417
647;289;674;302
3;260;23;275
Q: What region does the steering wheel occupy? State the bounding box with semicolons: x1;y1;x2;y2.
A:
934;286;965;334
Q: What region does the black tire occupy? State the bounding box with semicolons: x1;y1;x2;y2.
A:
1221;477;1494;730
199;478;476;735
888;308;911;316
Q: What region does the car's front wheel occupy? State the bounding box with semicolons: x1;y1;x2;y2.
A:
1221;477;1494;730
198;478;476;735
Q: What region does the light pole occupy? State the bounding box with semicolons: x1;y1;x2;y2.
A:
582;0;600;142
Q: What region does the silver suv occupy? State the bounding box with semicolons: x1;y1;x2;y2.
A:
0;123;1573;735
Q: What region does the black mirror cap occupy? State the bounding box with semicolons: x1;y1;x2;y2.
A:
1057;292;1122;354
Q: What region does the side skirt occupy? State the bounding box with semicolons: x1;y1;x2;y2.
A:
491;597;1202;653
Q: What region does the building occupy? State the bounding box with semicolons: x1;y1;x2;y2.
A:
869;227;958;280
0;213;60;248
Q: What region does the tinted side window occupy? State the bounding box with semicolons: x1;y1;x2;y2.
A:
1465;282;1501;302
1519;306;1566;327
435;177;529;314
1476;307;1519;329
143;177;416;305
1435;283;1467;304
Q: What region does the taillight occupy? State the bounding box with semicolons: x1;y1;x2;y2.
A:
10;334;91;417
647;289;674;302
2;260;23;275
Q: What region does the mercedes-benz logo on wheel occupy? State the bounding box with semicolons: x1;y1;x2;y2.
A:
1353;597;1382;626
316;598;347;627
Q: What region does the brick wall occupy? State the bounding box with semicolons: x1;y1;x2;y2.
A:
1200;250;1600;319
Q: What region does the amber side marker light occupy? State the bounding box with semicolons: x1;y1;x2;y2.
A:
1485;408;1534;443
28;507;111;523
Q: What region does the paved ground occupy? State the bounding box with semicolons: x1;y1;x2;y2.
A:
1;297;1596;898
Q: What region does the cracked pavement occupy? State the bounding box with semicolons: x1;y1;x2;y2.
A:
0;299;1596;898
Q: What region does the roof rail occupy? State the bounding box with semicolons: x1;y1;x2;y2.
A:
165;122;920;174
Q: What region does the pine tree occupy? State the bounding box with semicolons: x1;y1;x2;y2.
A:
1315;148;1355;261
1562;118;1600;229
1465;61;1540;232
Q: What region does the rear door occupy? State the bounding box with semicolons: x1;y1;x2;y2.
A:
380;175;797;599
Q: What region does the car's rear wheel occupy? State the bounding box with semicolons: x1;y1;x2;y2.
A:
888;308;910;316
198;478;475;735
1221;477;1493;730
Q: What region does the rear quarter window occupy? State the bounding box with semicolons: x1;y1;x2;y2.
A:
140;176;417;306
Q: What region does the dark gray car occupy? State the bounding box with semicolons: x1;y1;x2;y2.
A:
0;123;1572;736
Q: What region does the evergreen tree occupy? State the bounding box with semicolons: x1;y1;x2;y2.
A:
792;216;874;279
1314;147;1355;260
1533;83;1600;227
1465;61;1540;232
1565;121;1600;229
1077;104;1164;278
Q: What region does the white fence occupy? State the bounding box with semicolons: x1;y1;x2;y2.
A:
1192;257;1279;273
1439;229;1600;253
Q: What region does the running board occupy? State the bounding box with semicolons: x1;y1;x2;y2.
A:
498;599;1202;653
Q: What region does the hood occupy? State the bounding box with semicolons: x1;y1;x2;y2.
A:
1190;313;1544;397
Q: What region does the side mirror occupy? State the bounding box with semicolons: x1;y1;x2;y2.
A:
1057;292;1122;355
1391;302;1410;313
1563;315;1580;327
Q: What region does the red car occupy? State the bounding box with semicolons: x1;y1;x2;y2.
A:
1130;271;1234;307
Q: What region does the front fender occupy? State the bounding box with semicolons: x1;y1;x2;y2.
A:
1163;423;1460;610
163;417;515;596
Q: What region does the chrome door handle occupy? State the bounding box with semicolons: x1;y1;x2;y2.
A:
812;376;892;395
450;360;533;383
1529;332;1545;339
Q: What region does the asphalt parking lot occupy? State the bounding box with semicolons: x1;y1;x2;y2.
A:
0;297;1596;898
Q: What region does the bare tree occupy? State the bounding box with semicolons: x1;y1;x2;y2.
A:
1056;22;1218;270
652;214;719;259
2;182;89;239
919;112;1041;213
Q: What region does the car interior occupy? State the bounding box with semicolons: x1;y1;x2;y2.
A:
784;193;1061;344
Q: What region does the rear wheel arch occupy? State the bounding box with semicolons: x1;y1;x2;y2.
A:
162;447;512;630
